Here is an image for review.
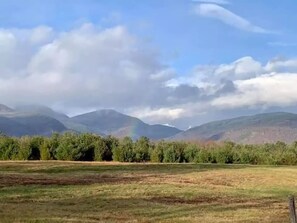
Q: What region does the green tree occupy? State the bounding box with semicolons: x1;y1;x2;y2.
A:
134;136;150;162
184;143;200;163
17;136;42;160
113;136;135;162
102;136;119;161
0;136;19;160
94;136;108;161
40;139;51;160
163;142;185;163
150;141;166;163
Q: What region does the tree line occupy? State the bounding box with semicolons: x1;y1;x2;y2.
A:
1;132;297;165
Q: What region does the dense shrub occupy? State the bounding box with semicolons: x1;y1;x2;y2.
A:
55;133;95;161
214;142;235;164
233;145;259;164
0;136;19;160
102;136;119;161
17;136;44;160
113;137;135;162
93;136;108;161
196;148;216;163
1;133;297;165
163;142;185;163
150;141;165;163
40;139;51;160
184;143;200;163
134;137;150;162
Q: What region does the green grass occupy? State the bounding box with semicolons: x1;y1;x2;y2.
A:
0;161;295;222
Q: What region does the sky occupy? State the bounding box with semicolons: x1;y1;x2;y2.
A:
1;0;297;129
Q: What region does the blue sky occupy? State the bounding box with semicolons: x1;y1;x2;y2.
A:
1;0;297;128
1;0;296;73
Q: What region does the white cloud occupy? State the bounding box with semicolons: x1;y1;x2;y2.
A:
29;26;55;45
0;24;175;110
1;23;297;128
150;68;176;81
166;56;297;117
128;107;186;123
0;26;54;79
211;73;297;108
192;0;229;4
214;56;263;80
194;3;270;33
265;58;297;73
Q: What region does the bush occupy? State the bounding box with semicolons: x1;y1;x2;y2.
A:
0;136;19;160
113;137;135;162
17;136;43;160
214;142;235;164
134;137;150;162
1;133;297;165
40;139;51;160
233;145;259;164
55;133;95;161
94;136;108;161
150;141;165;163
163;142;185;163
184;143;200;163
196;148;216;163
102;136;119;161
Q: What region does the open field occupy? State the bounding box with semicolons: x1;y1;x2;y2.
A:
0;162;296;222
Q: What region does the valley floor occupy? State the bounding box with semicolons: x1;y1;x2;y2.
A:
0;161;295;222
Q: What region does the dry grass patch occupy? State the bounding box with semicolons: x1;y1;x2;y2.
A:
0;161;296;222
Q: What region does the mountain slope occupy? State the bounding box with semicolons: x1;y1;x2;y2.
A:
0;116;30;136
15;105;69;121
71;109;182;139
2;105;181;139
15;105;91;133
0;104;14;113
172;112;297;144
0;114;67;136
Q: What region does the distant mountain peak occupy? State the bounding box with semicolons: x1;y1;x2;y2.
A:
16;104;55;113
95;109;121;115
15;104;69;120
0;104;14;113
71;109;182;140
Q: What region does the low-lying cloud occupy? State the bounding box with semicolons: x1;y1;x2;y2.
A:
1;23;297;128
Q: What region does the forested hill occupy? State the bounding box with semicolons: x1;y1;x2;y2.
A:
172;112;297;144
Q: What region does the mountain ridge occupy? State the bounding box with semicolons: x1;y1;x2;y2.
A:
172;112;297;143
2;104;297;143
71;109;182;140
0;105;181;139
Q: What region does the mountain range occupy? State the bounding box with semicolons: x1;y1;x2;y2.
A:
1;104;297;143
0;104;181;140
172;112;297;144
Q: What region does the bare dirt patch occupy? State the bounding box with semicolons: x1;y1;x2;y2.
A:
0;174;140;187
146;195;284;208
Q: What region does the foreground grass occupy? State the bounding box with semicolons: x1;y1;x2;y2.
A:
0;161;295;222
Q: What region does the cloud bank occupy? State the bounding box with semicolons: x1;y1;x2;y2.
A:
0;23;297;128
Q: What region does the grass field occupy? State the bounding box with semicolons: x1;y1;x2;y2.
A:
0;162;296;222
